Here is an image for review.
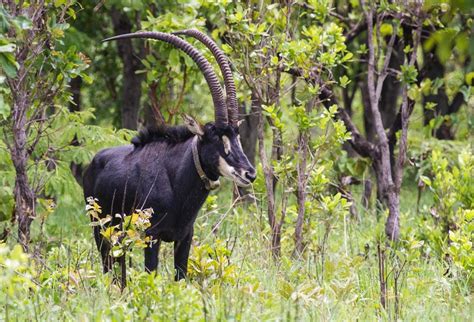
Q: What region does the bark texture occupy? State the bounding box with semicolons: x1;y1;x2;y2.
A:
110;8;144;130
239;94;259;167
12;94;36;250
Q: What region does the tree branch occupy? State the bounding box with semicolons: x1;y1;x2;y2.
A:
283;66;374;157
375;17;400;102
361;0;388;147
320;87;375;157
394;22;422;189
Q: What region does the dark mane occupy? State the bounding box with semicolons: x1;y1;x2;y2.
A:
131;125;194;147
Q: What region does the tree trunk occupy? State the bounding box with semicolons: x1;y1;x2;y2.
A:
373;157;400;240
69;77;83;185
361;179;372;209
380;40;403;129
110;8;144;130
256;94;281;258
239;93;259;166
362;3;401;241
422;49;466;140
385;188;400;240
294;131;308;255
234;94;260;200
377;243;387;311
69;76;82;112
12;94;36;251
361;81;377;142
144;82;166;127
294;97;314;256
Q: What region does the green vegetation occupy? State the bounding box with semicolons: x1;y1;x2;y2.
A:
0;0;473;320
1;178;472;320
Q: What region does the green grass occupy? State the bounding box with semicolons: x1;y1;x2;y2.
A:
1;179;472;321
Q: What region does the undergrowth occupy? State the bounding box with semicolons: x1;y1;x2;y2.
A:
1;172;472;321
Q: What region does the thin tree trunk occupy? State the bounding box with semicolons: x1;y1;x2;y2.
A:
235;94;260;200
294;97;314;256
110;8;144;130
377;243;387;311
294;131;308;255
120;253;127;291
362;1;401;240
362;179;372;209
380;39;403;129
361;81;377;142
144;82;166;127
256;94;280;257
69;77;83;185
69;76;82;112
239;93;259;166
11;91;36;251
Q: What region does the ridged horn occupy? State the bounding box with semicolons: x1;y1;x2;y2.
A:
173;29;239;126
103;32;228;127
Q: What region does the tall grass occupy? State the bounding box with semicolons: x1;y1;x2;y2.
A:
1;179;472;321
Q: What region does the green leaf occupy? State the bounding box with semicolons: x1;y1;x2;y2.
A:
407;84;421;101
270;56;279;66
465;72;474;86
81;73;93;84
12;16;32;30
341;52;353;62
169;50;180;67
221;44;233;54
380;23;393;36
0;94;10;119
54;0;67;8
459;85;470;102
400;64;418;84
420;175;432;186
0;53;18;77
425;102;437;111
0;43;15;53
339;75;351;88
111;246;124;258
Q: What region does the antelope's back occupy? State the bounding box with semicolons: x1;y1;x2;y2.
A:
83;145;137;215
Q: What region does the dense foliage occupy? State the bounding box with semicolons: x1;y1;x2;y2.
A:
0;0;472;320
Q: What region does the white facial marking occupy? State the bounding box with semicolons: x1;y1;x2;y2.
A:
218;156;235;178
218;156;250;187
237;135;243;150
222;135;231;154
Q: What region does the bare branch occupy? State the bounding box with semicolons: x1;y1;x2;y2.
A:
375;17;400;102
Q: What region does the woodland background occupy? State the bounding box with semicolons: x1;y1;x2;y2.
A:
0;0;473;320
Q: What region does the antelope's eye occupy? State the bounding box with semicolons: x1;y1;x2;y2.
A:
222;135;231;155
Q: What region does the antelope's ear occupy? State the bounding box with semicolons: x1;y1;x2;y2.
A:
182;114;204;136
237;119;244;127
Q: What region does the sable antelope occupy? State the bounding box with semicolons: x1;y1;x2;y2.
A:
83;30;256;280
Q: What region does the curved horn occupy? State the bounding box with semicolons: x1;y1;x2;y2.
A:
103;32;228;127
173;29;239;126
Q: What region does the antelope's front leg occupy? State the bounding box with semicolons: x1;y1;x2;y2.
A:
174;230;193;281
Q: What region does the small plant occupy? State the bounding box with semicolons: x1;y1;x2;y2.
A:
0;243;37;317
188;239;237;286
85;197;154;289
420;149;473;282
447;209;474;281
86;197;154;257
